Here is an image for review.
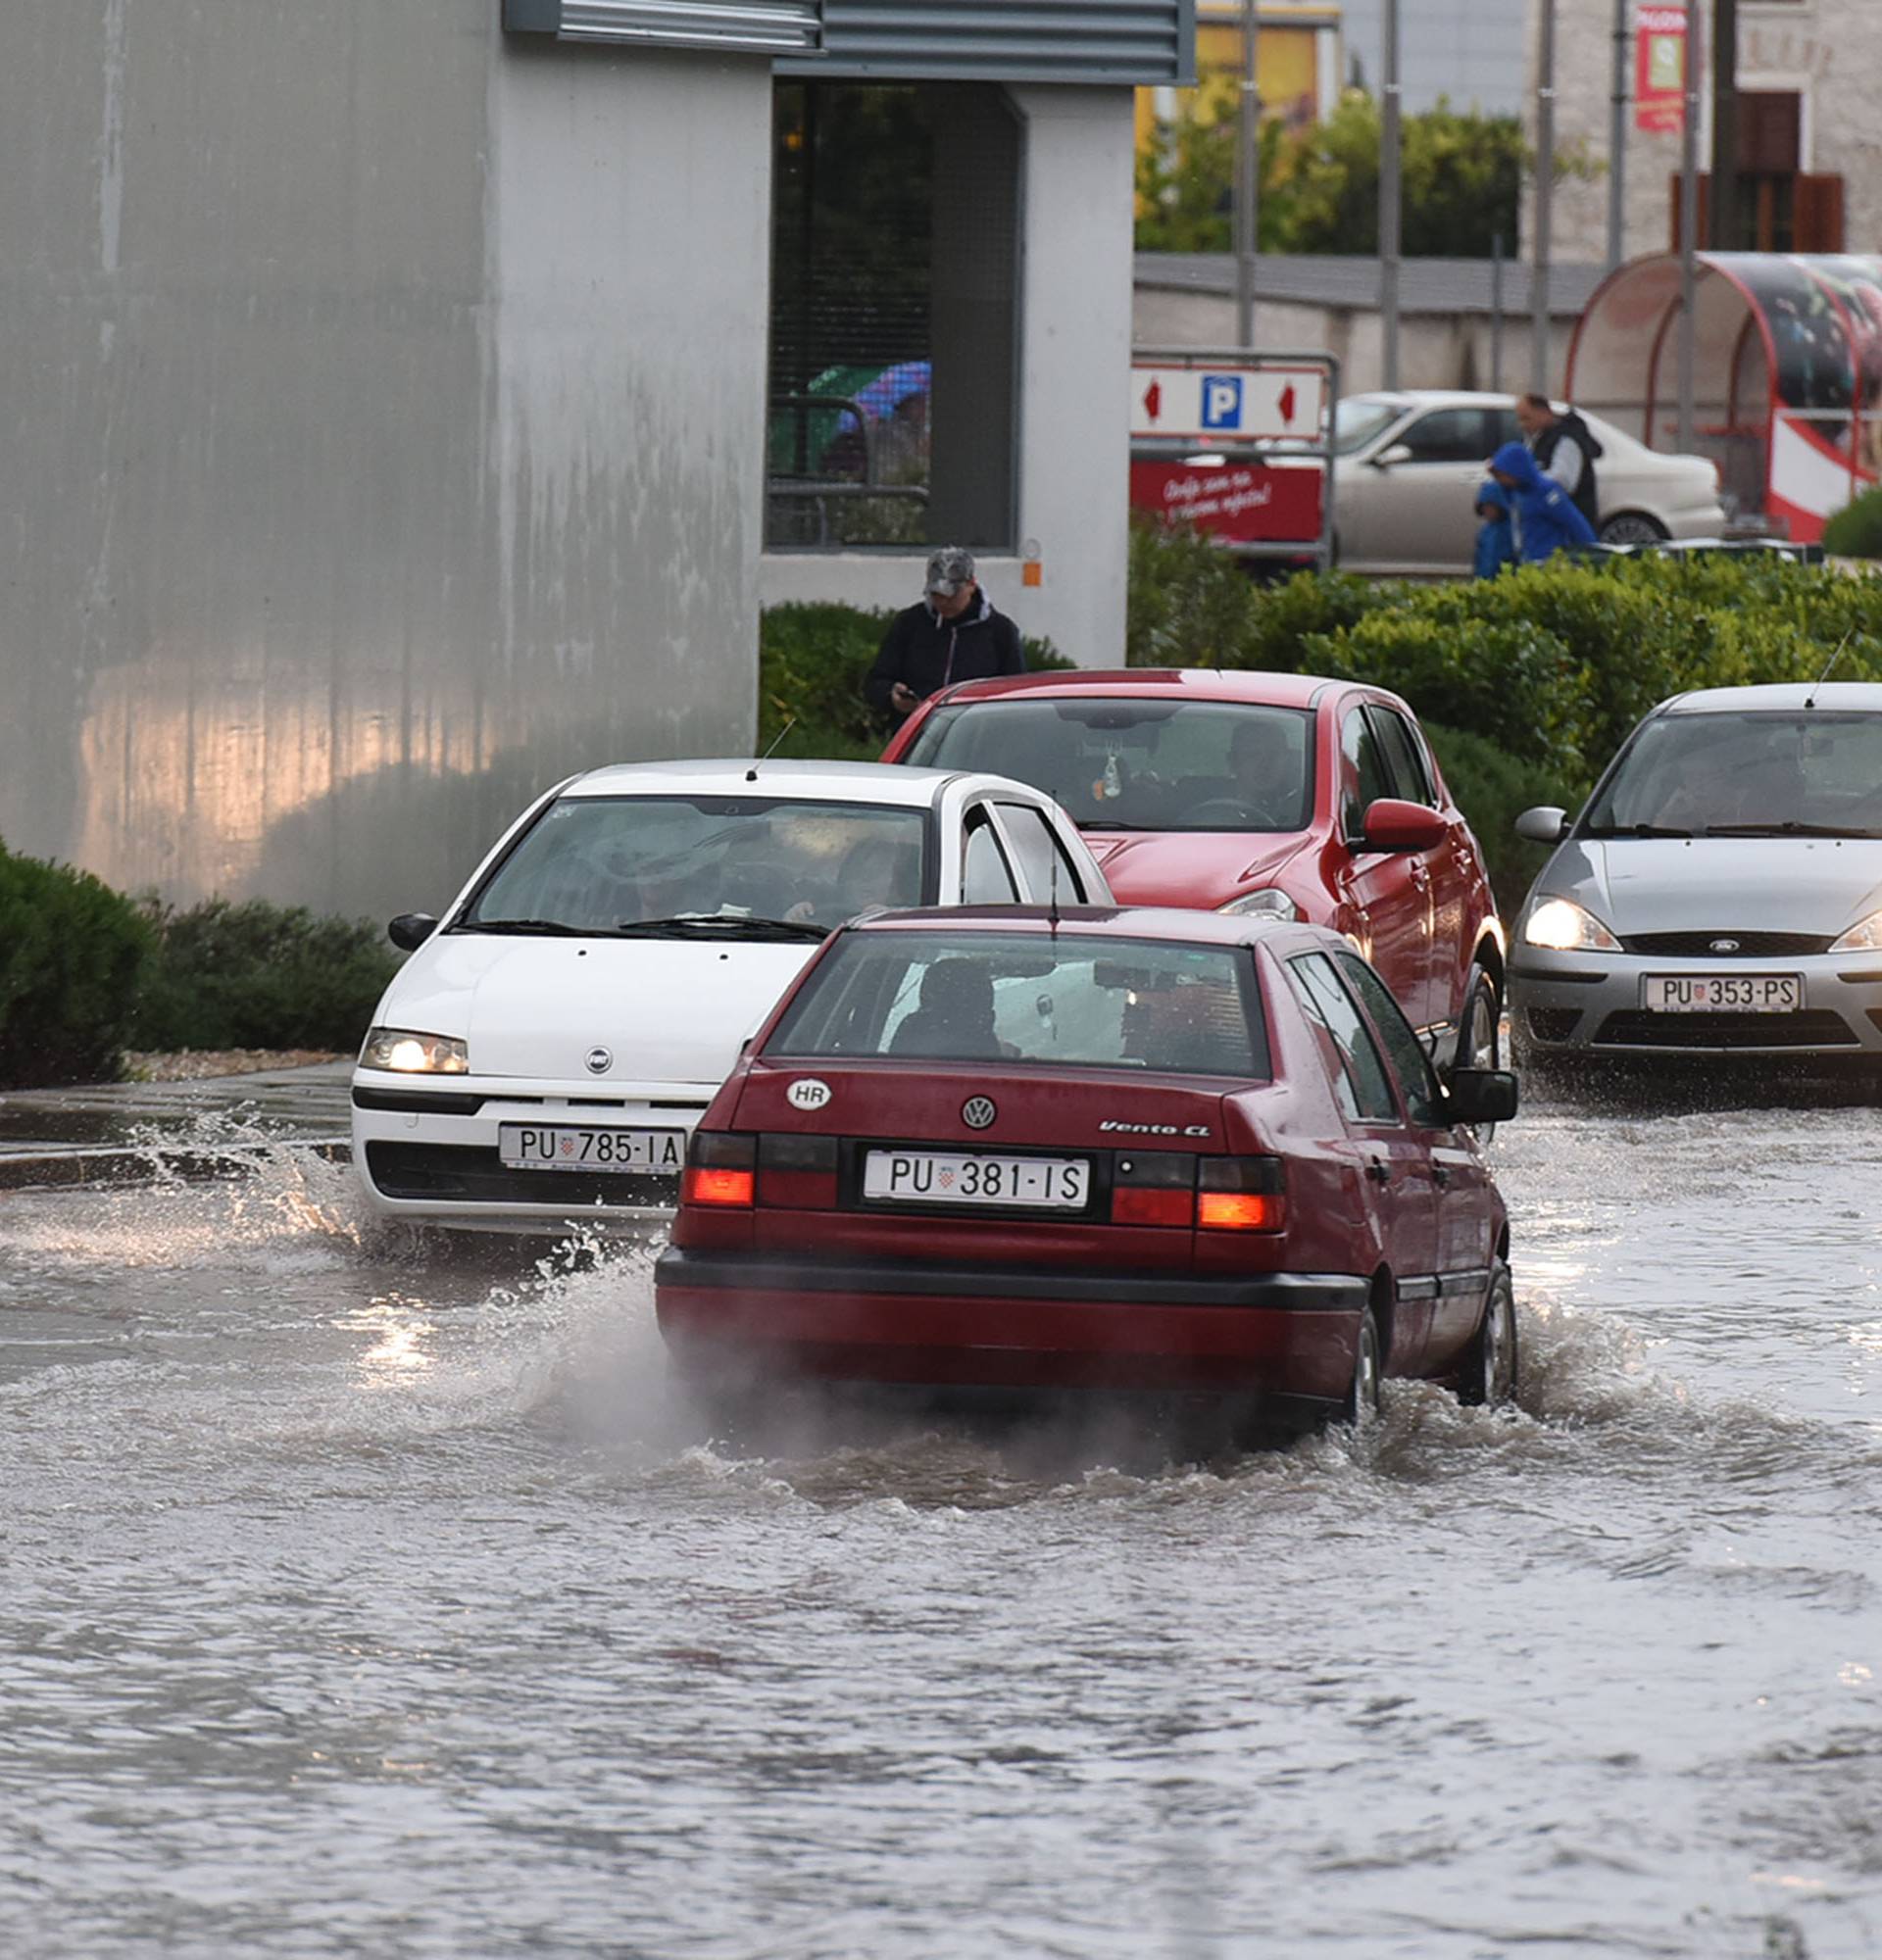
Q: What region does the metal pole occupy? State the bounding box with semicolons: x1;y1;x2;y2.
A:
1709;0;1738;249
1533;0;1556;390
1491;233;1506;392
1233;0;1261;350
1380;0;1402;390
1677;0;1703;453
1607;0;1629;271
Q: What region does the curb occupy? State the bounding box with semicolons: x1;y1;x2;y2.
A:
0;1138;351;1194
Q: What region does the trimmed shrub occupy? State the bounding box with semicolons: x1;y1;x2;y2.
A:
0;842;154;1088
1421;722;1583;919
1823;487;1882;561
129;899;399;1054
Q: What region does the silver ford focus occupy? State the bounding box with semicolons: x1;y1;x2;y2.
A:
1509;683;1882;1063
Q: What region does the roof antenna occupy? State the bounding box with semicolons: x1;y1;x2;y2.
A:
1048;850;1062;936
747;716;797;783
1805;631;1855;710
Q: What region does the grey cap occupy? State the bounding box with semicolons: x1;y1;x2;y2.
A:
924;546;976;597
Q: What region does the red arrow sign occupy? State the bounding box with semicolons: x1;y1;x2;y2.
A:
1278;383;1297;427
1142;379;1163;423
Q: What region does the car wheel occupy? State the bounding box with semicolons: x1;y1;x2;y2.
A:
1340;1305;1382;1429
1597;511;1670;546
1453;966;1502;1075
1457;1261;1519;1408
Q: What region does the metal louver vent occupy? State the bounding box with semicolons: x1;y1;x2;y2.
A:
505;0;822;55
790;1;1190;84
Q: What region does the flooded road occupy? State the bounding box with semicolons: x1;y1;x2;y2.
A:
3;1099;1880;1958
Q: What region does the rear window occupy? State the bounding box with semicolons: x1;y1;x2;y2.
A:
767;931;1268;1078
903;699;1313;834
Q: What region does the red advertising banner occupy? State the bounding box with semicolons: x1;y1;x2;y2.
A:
1129;458;1324;547
1636;6;1688;135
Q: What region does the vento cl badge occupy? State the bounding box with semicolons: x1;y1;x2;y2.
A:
1709;939;1741;954
584;1047;613;1075
962;1096;997;1130
787;1078;832;1111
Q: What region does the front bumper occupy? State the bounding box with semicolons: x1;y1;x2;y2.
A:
1509;950;1882;1058
654;1249;1370;1398
350;1075;717;1231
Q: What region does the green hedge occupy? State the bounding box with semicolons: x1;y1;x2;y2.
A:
0;842;154;1088
128;899;400;1055
1823;487;1882;561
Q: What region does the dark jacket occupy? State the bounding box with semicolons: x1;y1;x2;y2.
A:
865;588;1025;719
1531;409;1604;529
1489;442;1598;563
1472;478;1516;579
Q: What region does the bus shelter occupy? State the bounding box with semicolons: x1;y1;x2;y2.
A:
1567;253;1882;543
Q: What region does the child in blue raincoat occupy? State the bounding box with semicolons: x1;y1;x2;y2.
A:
1473;476;1515;578
1488;440;1599;563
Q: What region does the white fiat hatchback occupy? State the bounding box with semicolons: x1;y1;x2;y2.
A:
351;758;1109;1232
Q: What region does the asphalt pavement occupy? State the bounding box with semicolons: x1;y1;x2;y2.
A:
0;1060;351;1191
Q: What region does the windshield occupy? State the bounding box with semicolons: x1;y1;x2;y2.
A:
1584;712;1882;838
904;700;1314;833
460;795;929;935
768;931;1268;1077
1333;397;1407;456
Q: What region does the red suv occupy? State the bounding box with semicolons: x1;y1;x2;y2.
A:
655;906;1521;1429
882;669;1504;1070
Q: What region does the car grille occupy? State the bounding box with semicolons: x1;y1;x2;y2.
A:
1593;1010;1857;1050
364;1142;678;1207
1622;931;1834;957
1524;1008;1583;1044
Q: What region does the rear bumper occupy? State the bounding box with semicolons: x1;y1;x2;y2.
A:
654;1249;1369;1397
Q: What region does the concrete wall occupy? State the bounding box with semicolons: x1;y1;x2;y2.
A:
761;87;1137;668
1341;0;1527;114
0;2;768;919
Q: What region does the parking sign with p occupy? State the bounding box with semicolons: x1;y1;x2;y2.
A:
1201;375;1244;432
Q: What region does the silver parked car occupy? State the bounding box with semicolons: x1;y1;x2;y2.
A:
1509;684;1882;1063
1331;391;1727;575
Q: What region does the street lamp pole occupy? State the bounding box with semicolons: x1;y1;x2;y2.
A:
1709;0;1739;249
1381;0;1402;390
1677;0;1704;453
1533;0;1557;389
1234;0;1261;349
1607;0;1629;271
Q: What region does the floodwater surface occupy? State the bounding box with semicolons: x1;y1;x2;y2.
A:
2;1099;1879;1958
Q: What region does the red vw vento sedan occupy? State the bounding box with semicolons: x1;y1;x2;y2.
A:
882;670;1505;1071
654;906;1521;1428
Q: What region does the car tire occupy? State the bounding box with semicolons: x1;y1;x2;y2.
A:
1339;1305;1383;1429
1452;965;1502;1075
1457;1261;1519;1408
1597;511;1670;546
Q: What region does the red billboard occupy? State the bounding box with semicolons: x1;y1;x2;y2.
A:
1128;458;1325;548
1636;6;1687;135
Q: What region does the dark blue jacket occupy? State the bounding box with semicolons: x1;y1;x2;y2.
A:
1473;478;1515;579
1489;442;1598;563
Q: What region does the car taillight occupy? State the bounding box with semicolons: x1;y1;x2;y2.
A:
757;1132;839;1208
1111;1186;1195;1227
681;1131;756;1207
1197;1156;1286;1232
1109;1151;1196;1227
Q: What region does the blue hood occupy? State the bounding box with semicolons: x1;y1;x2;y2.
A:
1490;441;1545;491
1476;476;1511;514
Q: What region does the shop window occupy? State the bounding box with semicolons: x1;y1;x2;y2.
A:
767;81;1020;552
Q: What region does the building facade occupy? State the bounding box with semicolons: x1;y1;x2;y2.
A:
1;2;1185;918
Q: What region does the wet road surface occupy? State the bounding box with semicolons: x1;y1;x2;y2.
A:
2;1094;1879;1958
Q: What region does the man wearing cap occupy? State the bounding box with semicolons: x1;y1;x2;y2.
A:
864;547;1026;723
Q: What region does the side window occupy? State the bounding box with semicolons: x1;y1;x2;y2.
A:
1341;708;1396;841
962;808;1021;904
994;803;1084;903
1286;954;1399;1124
1397;409;1491;464
1367;706;1437;808
1490;407;1523;449
1334;952;1445;1127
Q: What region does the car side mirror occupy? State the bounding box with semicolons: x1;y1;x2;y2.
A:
387;912;439;952
1446;1068;1519;1126
1514;806;1568;845
1361;798;1448;853
1371;443;1413;469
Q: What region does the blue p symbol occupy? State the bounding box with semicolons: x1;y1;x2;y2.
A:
1201;375;1243;430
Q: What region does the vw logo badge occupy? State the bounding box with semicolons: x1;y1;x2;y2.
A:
584;1047;613;1075
962;1096;997;1131
787;1078;831;1111
1709;938;1741;954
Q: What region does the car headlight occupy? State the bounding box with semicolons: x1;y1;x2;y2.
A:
1522;899;1621;953
1831;908;1882;955
360;1027;470;1073
1217;888;1301;922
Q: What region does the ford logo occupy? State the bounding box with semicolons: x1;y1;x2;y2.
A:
584;1047;613;1075
962;1096;997;1130
1709;938;1741;954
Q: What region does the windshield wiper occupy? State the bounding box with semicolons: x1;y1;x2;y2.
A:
1702;821;1882;839
615;913;829;942
1076;820;1137;832
451;918;600;936
1582;823;1696;839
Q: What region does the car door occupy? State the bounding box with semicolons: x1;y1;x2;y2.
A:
1352;407;1496;573
1283;950;1440;1376
1333;702;1435;1032
1364;702;1453;1025
1333;950;1499;1368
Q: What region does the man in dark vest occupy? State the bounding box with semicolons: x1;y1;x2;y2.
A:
865;547;1026;724
1516;393;1604;533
